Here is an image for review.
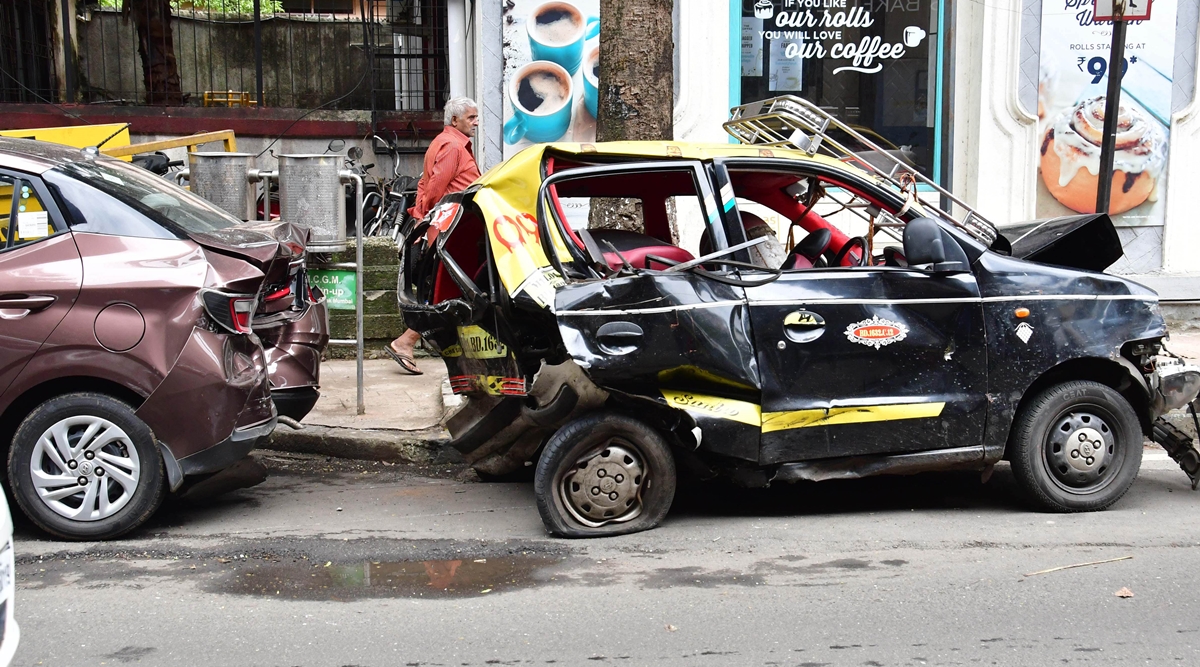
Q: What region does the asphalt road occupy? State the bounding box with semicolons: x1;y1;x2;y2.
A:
11;449;1200;666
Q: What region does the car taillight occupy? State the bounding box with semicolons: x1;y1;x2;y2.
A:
201;289;257;334
230;298;254;333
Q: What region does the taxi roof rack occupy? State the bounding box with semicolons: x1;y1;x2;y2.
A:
723;95;998;246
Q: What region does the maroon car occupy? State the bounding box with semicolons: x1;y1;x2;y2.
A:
0;137;327;540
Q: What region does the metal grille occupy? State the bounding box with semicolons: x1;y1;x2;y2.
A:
367;0;449;112
0;0;59;103
21;0;452;111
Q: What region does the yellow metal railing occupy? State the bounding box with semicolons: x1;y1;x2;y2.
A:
99;130;238;158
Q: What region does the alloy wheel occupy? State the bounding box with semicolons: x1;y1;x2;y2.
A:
29;415;142;521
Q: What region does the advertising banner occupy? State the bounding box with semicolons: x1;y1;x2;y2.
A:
738;0;936;176
502;1;600;160
1036;1;1177;226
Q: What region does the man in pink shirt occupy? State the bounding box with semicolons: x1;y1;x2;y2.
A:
386;97;480;375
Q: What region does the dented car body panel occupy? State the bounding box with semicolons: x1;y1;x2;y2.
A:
0;138;330;492
398;139;1197;488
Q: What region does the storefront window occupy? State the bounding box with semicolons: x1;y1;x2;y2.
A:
739;0;940;178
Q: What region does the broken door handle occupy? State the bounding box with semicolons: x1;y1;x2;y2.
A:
595;321;643;355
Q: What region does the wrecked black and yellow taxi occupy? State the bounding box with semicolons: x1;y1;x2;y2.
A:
399;96;1200;538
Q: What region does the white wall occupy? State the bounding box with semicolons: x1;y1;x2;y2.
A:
671;1;732;252
1163;31;1200;272
950;0;1040;230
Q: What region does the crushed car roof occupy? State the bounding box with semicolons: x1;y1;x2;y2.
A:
464;141;933;307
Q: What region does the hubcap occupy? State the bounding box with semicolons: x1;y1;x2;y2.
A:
29;416;141;522
1046;411;1115;490
560;442;645;527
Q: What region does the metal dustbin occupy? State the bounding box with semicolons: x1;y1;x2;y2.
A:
187;152;257;221
277;153;346;252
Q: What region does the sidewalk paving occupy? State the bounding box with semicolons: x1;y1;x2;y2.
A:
265;357;453;463
266;330;1200;464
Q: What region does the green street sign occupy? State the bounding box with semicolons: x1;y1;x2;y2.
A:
308;269;356;310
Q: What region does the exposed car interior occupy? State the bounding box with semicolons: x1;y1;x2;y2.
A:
425;153;974;307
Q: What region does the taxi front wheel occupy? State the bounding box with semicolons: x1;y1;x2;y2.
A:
534;412;676;538
1009;381;1142;512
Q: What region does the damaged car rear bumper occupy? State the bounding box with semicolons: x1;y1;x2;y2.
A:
135;327;275;488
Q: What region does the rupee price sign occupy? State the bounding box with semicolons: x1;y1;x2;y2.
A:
308;269;357;310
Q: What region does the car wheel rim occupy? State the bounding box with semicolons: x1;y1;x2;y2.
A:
558;440;646;528
1044;409;1118;492
29;416;141;522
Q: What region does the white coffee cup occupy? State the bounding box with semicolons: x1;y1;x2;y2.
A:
903;26;927;48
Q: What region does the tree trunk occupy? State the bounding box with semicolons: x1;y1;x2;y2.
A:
124;0;183;105
590;0;674;238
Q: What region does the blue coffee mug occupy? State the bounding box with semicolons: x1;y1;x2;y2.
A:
526;2;599;76
504;61;573;144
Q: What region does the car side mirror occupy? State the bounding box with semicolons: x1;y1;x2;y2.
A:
903;217;966;272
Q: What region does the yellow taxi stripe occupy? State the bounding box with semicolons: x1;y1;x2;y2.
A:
660;390;944;433
761;402;946;433
660;390;762;427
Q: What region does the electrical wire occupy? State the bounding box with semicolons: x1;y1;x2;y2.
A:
0;68;92;125
255;60;372;158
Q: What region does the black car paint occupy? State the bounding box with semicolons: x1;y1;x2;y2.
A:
401;152;1167;482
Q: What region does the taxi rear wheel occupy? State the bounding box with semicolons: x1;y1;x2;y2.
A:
1009;381;1142;512
534;412;676;538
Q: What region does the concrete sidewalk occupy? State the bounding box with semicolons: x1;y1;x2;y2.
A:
266;330;1200;463
265;356;454;463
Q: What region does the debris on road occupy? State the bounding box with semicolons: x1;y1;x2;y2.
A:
1023;555;1133;577
1115;587;1135;598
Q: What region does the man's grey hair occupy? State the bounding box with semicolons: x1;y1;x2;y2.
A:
444;97;478;125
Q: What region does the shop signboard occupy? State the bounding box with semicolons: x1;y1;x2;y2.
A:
308;269;356;310
738;0;938;177
501;1;601;160
1036;0;1176;226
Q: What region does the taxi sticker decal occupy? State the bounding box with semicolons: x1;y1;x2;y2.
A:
1015;322;1034;344
457;325;509;359
845;315;907;349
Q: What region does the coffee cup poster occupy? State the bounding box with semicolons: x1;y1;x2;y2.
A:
1036;0;1177;225
502;1;600;159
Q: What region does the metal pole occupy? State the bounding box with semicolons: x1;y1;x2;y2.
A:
254;0;264;107
1095;3;1128;214
347;174;366;416
60;0;76;102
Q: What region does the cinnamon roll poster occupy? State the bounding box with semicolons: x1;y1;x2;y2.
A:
1036;0;1177;225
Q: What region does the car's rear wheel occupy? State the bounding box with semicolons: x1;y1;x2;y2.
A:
9;393;165;540
534;412;676;538
1009;381;1142;512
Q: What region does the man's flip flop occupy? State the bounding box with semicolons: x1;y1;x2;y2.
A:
384;346;424;375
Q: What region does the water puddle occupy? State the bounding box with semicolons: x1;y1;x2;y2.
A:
214;554;563;600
